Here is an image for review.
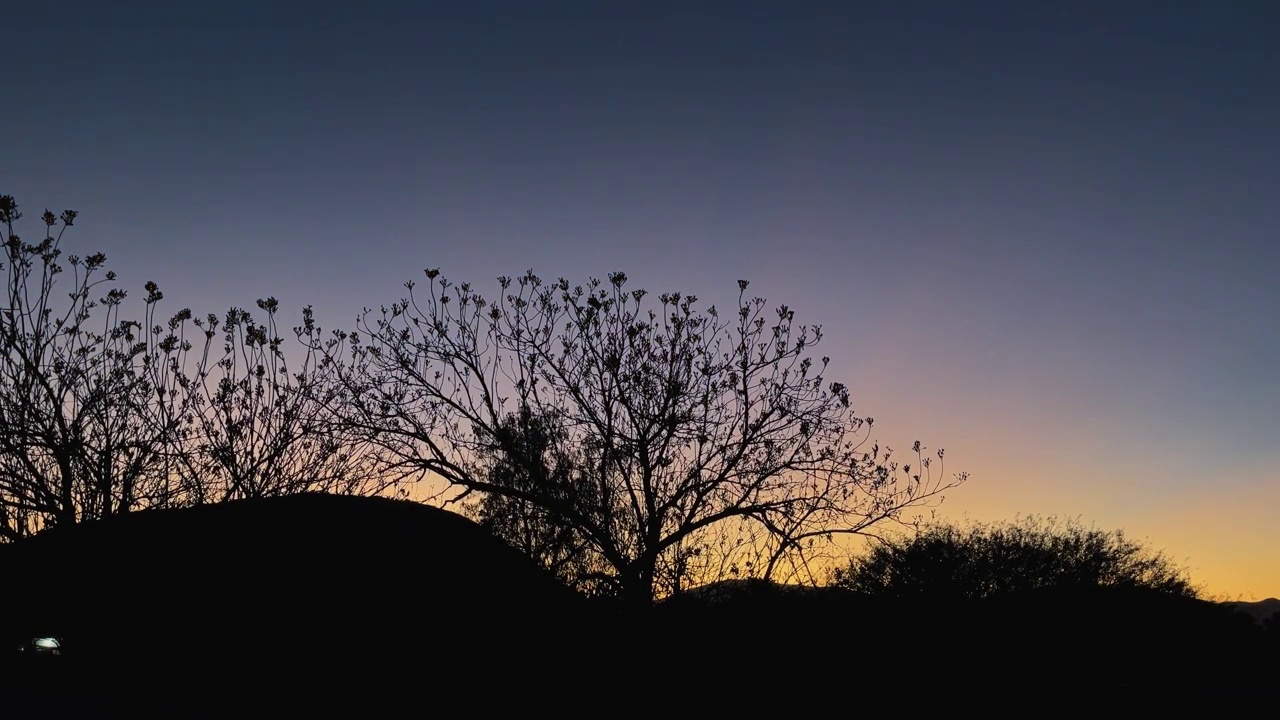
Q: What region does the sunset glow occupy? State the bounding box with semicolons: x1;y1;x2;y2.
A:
4;1;1276;600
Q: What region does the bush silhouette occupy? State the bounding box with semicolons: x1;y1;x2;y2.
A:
832;515;1197;601
815;516;1280;691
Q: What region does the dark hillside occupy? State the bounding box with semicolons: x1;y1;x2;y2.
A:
1;493;587;714
962;586;1273;688
644;580;1277;699
1225;597;1280;624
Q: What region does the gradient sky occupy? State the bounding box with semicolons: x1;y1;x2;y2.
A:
6;1;1277;598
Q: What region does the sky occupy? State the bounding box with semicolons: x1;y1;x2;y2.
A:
4;0;1277;599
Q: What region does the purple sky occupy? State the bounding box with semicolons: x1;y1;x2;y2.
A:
6;0;1278;597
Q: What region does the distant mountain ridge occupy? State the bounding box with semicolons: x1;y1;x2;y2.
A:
1223;597;1280;624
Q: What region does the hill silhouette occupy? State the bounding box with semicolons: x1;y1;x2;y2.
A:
1225;597;1280;624
3;499;1276;712
965;586;1273;688
643;579;1277;699
1;493;588;714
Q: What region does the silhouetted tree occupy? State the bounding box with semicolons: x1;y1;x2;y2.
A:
0;195;389;539
464;408;615;595
154;301;390;502
831;515;1198;600
0;196;181;537
304;268;967;602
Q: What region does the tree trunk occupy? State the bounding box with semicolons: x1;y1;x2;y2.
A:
622;554;658;605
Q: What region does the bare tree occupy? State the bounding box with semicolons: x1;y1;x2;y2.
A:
0;196;181;539
305;268;967;602
154;300;391;503
0;195;397;540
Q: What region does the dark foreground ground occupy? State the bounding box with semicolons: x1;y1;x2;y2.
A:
3;495;1276;715
1;494;588;714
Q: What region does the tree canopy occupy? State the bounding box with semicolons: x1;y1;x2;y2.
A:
305;268;967;601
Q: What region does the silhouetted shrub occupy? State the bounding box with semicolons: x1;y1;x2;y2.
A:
831;515;1198;601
